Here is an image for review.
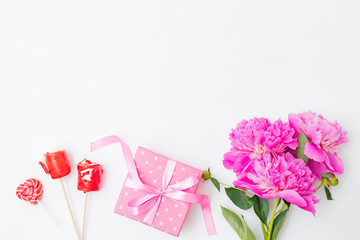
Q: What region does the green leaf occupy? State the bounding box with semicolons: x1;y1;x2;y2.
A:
241;215;257;240
225;187;253;210
324;186;333;200
271;209;288;240
253;195;269;226
283;199;291;209
296;130;309;163
221;206;245;239
221;206;256;240
210;177;220;192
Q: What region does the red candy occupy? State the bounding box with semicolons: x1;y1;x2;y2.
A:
39;150;71;179
16;178;43;205
77;159;103;193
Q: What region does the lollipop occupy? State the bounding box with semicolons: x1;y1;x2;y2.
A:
77;159;103;240
39;150;80;240
39;151;71;179
16;178;43;205
77;159;103;193
16;178;56;226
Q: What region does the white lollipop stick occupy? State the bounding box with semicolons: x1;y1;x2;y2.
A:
37;201;58;228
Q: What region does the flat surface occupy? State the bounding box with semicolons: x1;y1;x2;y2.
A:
1;1;359;239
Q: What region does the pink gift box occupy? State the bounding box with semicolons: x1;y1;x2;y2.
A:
90;136;216;236
114;146;203;237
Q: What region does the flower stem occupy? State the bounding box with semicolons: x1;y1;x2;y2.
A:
218;182;254;196
317;182;324;190
261;221;268;239
275;203;287;216
267;198;281;240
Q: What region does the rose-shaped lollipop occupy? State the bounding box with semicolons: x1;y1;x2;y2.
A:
77;159;103;193
77;159;103;240
16;178;43;205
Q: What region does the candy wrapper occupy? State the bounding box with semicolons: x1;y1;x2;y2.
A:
90;136;216;237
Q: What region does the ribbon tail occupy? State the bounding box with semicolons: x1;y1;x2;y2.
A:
143;196;162;226
90;135;142;185
200;195;217;235
90;135;123;152
166;191;217;235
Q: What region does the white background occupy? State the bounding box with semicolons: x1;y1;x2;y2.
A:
1;1;359;239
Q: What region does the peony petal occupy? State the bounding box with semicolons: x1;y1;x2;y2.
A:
323;152;334;171
288;113;301;133
307;159;328;179
223;152;236;169
223;160;234;169
260;192;281;200
304;142;326;163
279;190;307;207
287;141;299;150
337;135;349;144
233;179;258;192
306;125;322;145
298;196;319;216
327;153;344;175
261;190;307;207
233;155;253;174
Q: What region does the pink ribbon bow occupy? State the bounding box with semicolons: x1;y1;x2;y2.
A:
90;135;216;235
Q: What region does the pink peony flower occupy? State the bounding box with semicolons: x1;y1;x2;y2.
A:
230;153;319;215
229;118;298;160
289;111;348;177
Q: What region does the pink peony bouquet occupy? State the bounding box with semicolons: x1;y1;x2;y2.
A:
203;111;348;240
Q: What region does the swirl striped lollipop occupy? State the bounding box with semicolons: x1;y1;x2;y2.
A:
16;178;43;205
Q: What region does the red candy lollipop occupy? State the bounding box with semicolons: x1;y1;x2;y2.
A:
16;178;57;226
16;178;43;205
77;159;103;240
77;159;103;193
39;150;71;179
39;150;80;240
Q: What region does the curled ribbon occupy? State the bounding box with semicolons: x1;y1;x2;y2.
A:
90;135;216;235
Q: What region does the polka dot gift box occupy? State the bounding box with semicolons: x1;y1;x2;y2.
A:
90;136;216;237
